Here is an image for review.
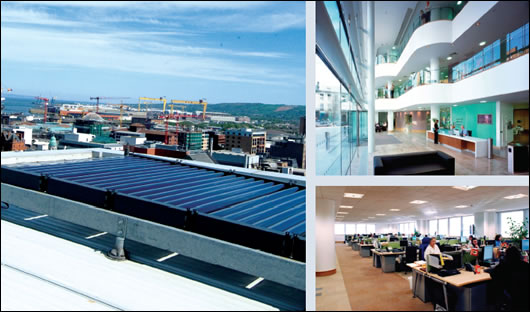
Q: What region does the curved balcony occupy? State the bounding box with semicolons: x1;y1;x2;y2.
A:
375;54;529;112
375;1;499;86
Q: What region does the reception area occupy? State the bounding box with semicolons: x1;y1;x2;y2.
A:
316;186;529;311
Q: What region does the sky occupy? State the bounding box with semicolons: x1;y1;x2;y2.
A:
1;1;306;105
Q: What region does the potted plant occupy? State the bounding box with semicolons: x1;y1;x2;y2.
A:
507;217;529;249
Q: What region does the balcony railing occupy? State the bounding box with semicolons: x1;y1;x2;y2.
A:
376;1;468;65
376;22;529;100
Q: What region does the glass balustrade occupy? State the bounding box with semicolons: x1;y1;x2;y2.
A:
376;1;468;65
376;22;529;101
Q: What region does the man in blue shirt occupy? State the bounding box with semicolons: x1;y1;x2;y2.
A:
459;125;467;137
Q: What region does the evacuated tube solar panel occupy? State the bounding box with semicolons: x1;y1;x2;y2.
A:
5;155;306;258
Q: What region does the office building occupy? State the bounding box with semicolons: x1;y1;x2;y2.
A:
269;137;306;169
316;1;529;175
316;186;529;311
1;148;306;311
177;131;203;151
225;128;266;154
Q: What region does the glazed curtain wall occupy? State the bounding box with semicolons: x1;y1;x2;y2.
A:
316;1;367;176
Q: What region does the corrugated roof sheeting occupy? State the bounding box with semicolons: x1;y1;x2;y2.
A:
2;155;305;261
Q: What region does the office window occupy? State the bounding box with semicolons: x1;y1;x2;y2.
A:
399;223;406;234
366;224;375;234
429;219;438;236
462;216;475;237
345;224;356;234
438;219;448;236
449;217;462;237
500;210;525;238
409;222;415;235
334;224;345;235
357;224;367;234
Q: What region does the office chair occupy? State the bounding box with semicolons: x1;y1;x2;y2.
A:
420;237;431;261
403;246;418;274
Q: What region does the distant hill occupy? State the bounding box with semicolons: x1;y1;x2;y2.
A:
207;103;305;122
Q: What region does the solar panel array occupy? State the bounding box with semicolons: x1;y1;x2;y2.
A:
3;155;305;260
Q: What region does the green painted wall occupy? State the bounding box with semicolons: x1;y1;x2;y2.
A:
452;102;497;145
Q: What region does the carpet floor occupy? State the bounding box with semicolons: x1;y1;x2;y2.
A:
335;243;432;311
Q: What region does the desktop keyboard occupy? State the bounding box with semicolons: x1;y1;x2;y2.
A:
438;269;460;277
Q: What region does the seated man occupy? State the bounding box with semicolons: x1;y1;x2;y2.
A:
459;125;468;137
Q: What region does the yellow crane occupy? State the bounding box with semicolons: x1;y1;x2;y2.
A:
170;99;207;120
108;103;128;127
138;97;167;113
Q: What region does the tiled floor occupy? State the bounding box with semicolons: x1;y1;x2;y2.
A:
316;243;433;311
355;131;527;175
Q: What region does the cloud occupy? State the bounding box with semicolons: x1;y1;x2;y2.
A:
1;26;302;86
0;7;89;27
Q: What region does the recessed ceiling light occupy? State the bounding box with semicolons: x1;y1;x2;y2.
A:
504;194;528;200
457;1;463;5
376;213;386;216
453;104;458;107
390;209;400;211
453;186;478;191
337;211;349;215
486;209;497;212
392;46;396;50
455;205;470;209
426;67;430;70
476;22;480;26
447;56;452;60
479;41;486;46
410;200;428;204
399;79;402;82
340;205;353;209
344;193;364;198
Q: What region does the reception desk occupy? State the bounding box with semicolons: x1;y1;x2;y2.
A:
427;131;488;158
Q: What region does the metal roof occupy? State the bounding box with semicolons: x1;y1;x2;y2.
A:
1;154;305;261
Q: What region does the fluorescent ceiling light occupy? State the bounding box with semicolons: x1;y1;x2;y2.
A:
410;200;428;204
453;186;478;191
457;1;463;5
455;205;470;209
504;194;528;200
376;213;386;216
425;67;430;70
344;193;364;199
389;209;400;211
399;79;402;82
480;100;487;103
337;211;349;215
453;104;458;107
424;211;437;215
368;217;375;219
479;41;486;46
447;56;452;60
486;209;497;212
340;205;353;209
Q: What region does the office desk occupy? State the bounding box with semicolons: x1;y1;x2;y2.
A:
359;244;374;258
427;131;488;158
372;249;405;273
410;263;492;311
352;242;360;251
372;250;381;268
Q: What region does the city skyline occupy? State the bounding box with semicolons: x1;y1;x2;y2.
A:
1;1;306;105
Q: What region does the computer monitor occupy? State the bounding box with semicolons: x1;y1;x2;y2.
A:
461;236;467;243
440;235;445;240
380;235;384;239
428;254;442;270
483;245;493;262
485;240;495;246
522;239;529;252
400;240;408;247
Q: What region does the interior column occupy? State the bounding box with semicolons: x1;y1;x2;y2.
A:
387;111;394;132
316;198;337;276
430;105;440;131
430;57;440;83
366;1;375;154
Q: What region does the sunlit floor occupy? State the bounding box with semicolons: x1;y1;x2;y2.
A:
351;131;524;175
316;243;432;311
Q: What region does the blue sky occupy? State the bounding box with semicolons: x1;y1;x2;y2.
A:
1;1;306;105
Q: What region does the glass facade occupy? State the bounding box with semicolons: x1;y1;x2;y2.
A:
316;1;367;176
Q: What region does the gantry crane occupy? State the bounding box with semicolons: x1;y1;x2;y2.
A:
169;104;186;117
90;96;130;113
138;97;167;113
107;103;128;127
170;99;207;120
35;97;50;124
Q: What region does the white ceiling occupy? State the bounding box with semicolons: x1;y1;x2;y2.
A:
317;186;529;223
375;1;417;50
